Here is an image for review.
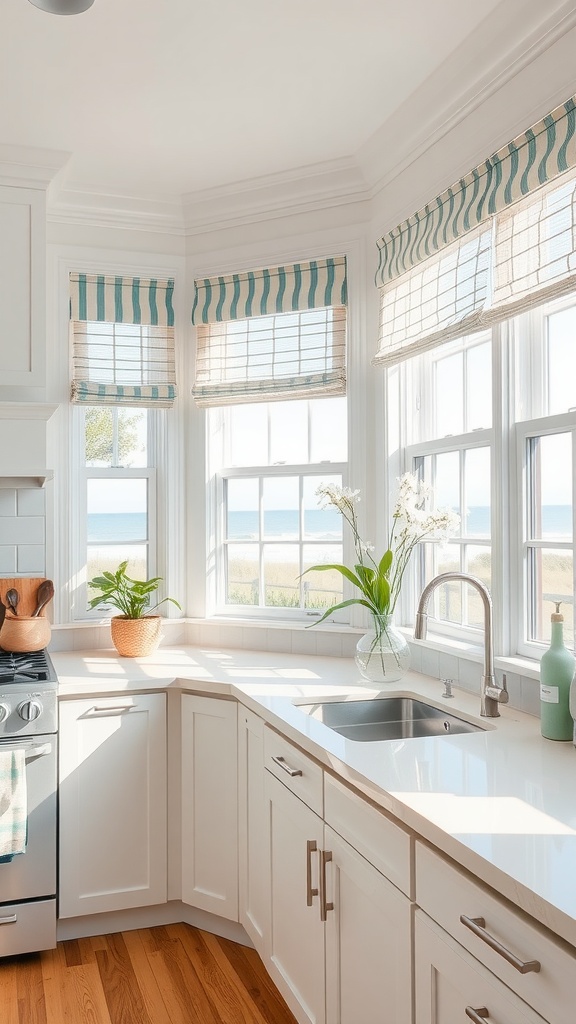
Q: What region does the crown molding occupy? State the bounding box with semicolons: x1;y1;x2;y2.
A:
0;145;71;190
360;0;576;203
182;158;370;235
47;184;185;235
46;158;371;237
0;403;58;421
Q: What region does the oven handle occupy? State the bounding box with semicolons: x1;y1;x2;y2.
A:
0;741;52;762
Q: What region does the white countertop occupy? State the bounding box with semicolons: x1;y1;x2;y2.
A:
51;645;576;949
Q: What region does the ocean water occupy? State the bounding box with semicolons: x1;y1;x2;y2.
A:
88;506;573;543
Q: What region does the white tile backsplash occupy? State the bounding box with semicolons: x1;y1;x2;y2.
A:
17;544;45;574
0;486;46;580
17;489;45;517
0;546;17;573
0;490;17;516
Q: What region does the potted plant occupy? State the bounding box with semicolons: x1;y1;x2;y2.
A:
87;561;181;657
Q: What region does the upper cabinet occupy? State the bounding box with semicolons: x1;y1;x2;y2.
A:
0;185;46;396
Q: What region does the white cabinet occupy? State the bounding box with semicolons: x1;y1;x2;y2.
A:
266;771;326;1024
238;706;267;951
0;185;46;393
415;910;548;1024
181;694;238;921
415;841;575;1024
58;692;167;918
324;824;412;1024
263;727;412;1024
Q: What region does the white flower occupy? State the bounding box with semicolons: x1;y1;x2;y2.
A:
315;484;360;514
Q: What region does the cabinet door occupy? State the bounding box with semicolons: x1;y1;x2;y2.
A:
324;824;412;1024
181;694;238;921
0;185;46;391
415;911;548;1024
238;706;267;952
265;771;325;1024
59;693;167;918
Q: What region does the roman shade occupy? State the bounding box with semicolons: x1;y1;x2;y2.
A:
374;95;576;368
191;256;347;406
70;273;177;406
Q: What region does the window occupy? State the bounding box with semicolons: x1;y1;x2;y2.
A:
195;254;349;620
399;333;493;639
210;396;347;618
72;406;158;619
515;296;576;651
391;296;576;656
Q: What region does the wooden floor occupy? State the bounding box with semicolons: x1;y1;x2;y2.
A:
0;924;299;1024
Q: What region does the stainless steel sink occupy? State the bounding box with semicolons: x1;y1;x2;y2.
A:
298;697;484;741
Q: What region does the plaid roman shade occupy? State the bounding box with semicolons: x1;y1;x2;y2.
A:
374;96;576;367
191;256;347;406
70;273;177;406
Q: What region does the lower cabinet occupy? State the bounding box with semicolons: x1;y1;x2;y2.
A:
264;767;412;1024
238;706;268;951
415;910;548;1024
181;693;238;921
59;692;167;918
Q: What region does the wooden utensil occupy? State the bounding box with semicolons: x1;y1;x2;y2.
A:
5;589;19;616
32;579;54;617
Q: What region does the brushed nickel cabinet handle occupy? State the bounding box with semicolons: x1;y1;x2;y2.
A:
271;755;303;777
90;704;134;714
465;1008;489;1022
0;914;17;925
460;916;541;974
319;850;334;922
306;840;318;906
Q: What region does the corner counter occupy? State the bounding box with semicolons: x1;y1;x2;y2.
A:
51;645;576;949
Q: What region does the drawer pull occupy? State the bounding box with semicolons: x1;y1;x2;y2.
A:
465;1008;489;1022
0;914;17;925
460;916;541;974
271;755;303;778
319;850;334;922
306;840;318;906
89;705;134;714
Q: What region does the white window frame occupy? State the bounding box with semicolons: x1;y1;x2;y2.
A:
70;405;160;621
208;397;348;621
514;411;576;659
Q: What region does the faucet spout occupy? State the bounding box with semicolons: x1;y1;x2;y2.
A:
414;572;507;718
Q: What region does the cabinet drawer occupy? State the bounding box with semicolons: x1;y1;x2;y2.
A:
324;773;412;897
416;841;575;1024
415;910;548;1024
0;899;56;957
264;726;323;816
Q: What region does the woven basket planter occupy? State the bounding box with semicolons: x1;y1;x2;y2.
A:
0;615;51;653
110;615;162;658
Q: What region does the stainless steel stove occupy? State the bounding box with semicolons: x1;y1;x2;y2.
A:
0;647;58;956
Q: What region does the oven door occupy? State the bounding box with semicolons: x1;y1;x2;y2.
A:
0;736;56;903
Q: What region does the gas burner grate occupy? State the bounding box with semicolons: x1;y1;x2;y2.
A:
0;649;54;684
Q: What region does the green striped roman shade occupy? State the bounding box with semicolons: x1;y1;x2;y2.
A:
191;256;347;406
374;95;576;367
70;273;177;406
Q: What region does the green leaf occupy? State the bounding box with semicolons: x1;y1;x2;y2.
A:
301;564;364;590
307;597;377;627
378;549;393;575
373;574;390;612
354;564;376;588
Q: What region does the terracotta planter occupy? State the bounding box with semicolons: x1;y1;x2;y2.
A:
0;615;51;653
110;615;162;657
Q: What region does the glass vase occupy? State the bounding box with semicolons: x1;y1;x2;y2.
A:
355;614;411;684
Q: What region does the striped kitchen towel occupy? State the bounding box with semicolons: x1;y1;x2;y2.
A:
0;749;27;861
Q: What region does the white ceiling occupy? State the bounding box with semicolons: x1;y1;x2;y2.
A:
0;0;574;204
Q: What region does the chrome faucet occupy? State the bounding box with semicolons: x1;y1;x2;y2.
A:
414;572;509;718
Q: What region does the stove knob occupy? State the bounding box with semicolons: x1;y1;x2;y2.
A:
0;703;10;723
18;700;42;722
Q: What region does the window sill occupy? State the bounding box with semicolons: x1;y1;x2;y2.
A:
399;627;541;681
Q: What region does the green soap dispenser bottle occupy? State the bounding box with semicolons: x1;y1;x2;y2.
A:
540;602;575;741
